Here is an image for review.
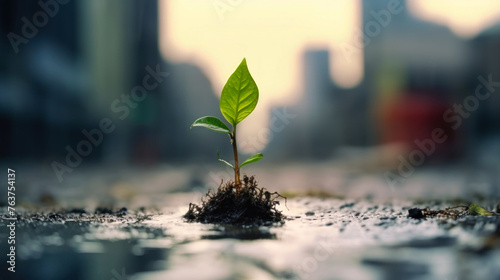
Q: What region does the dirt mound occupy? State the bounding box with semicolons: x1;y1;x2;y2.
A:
184;175;285;225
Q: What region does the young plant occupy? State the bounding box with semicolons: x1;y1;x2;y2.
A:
191;58;262;190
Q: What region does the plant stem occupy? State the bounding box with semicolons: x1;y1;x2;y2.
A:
231;127;241;189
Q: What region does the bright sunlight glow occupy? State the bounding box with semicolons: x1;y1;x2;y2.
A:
408;0;500;38
159;0;362;153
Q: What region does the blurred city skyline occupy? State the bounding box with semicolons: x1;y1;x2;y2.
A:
1;0;500;175
160;0;500;152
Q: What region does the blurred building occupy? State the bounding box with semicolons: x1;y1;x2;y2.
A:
0;0;226;166
471;24;500;138
267;0;500;162
0;0;89;160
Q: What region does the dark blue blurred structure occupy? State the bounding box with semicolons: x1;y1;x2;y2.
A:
0;0;225;166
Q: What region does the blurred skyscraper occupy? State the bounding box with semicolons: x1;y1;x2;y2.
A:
0;0;226;165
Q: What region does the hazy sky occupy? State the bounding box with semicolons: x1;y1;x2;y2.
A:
409;0;500;38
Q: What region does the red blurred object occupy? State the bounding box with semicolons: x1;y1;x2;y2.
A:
377;93;457;160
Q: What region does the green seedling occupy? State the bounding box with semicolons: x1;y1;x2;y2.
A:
191;58;263;190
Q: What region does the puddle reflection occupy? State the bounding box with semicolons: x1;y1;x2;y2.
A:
202;225;278;240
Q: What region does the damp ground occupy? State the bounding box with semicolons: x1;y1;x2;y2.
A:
1;162;499;280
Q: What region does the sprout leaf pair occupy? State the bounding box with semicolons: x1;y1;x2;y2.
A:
191;58;263;187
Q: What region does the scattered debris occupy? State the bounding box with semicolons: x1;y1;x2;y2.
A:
408;203;500;219
0;207;157;225
408;206;469;219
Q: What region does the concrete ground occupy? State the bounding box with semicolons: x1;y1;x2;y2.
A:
1;162;499;280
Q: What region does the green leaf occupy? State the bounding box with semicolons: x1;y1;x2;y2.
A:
240;153;263;168
217;149;234;169
220;58;259;126
191;116;231;134
469;203;494;216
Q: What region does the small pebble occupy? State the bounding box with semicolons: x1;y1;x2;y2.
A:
305;211;315;216
408;208;424;219
325;222;333;226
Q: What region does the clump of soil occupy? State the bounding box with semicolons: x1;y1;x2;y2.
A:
184;175;286;225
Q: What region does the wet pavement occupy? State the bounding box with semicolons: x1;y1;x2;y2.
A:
0;163;500;280
1;196;500;280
